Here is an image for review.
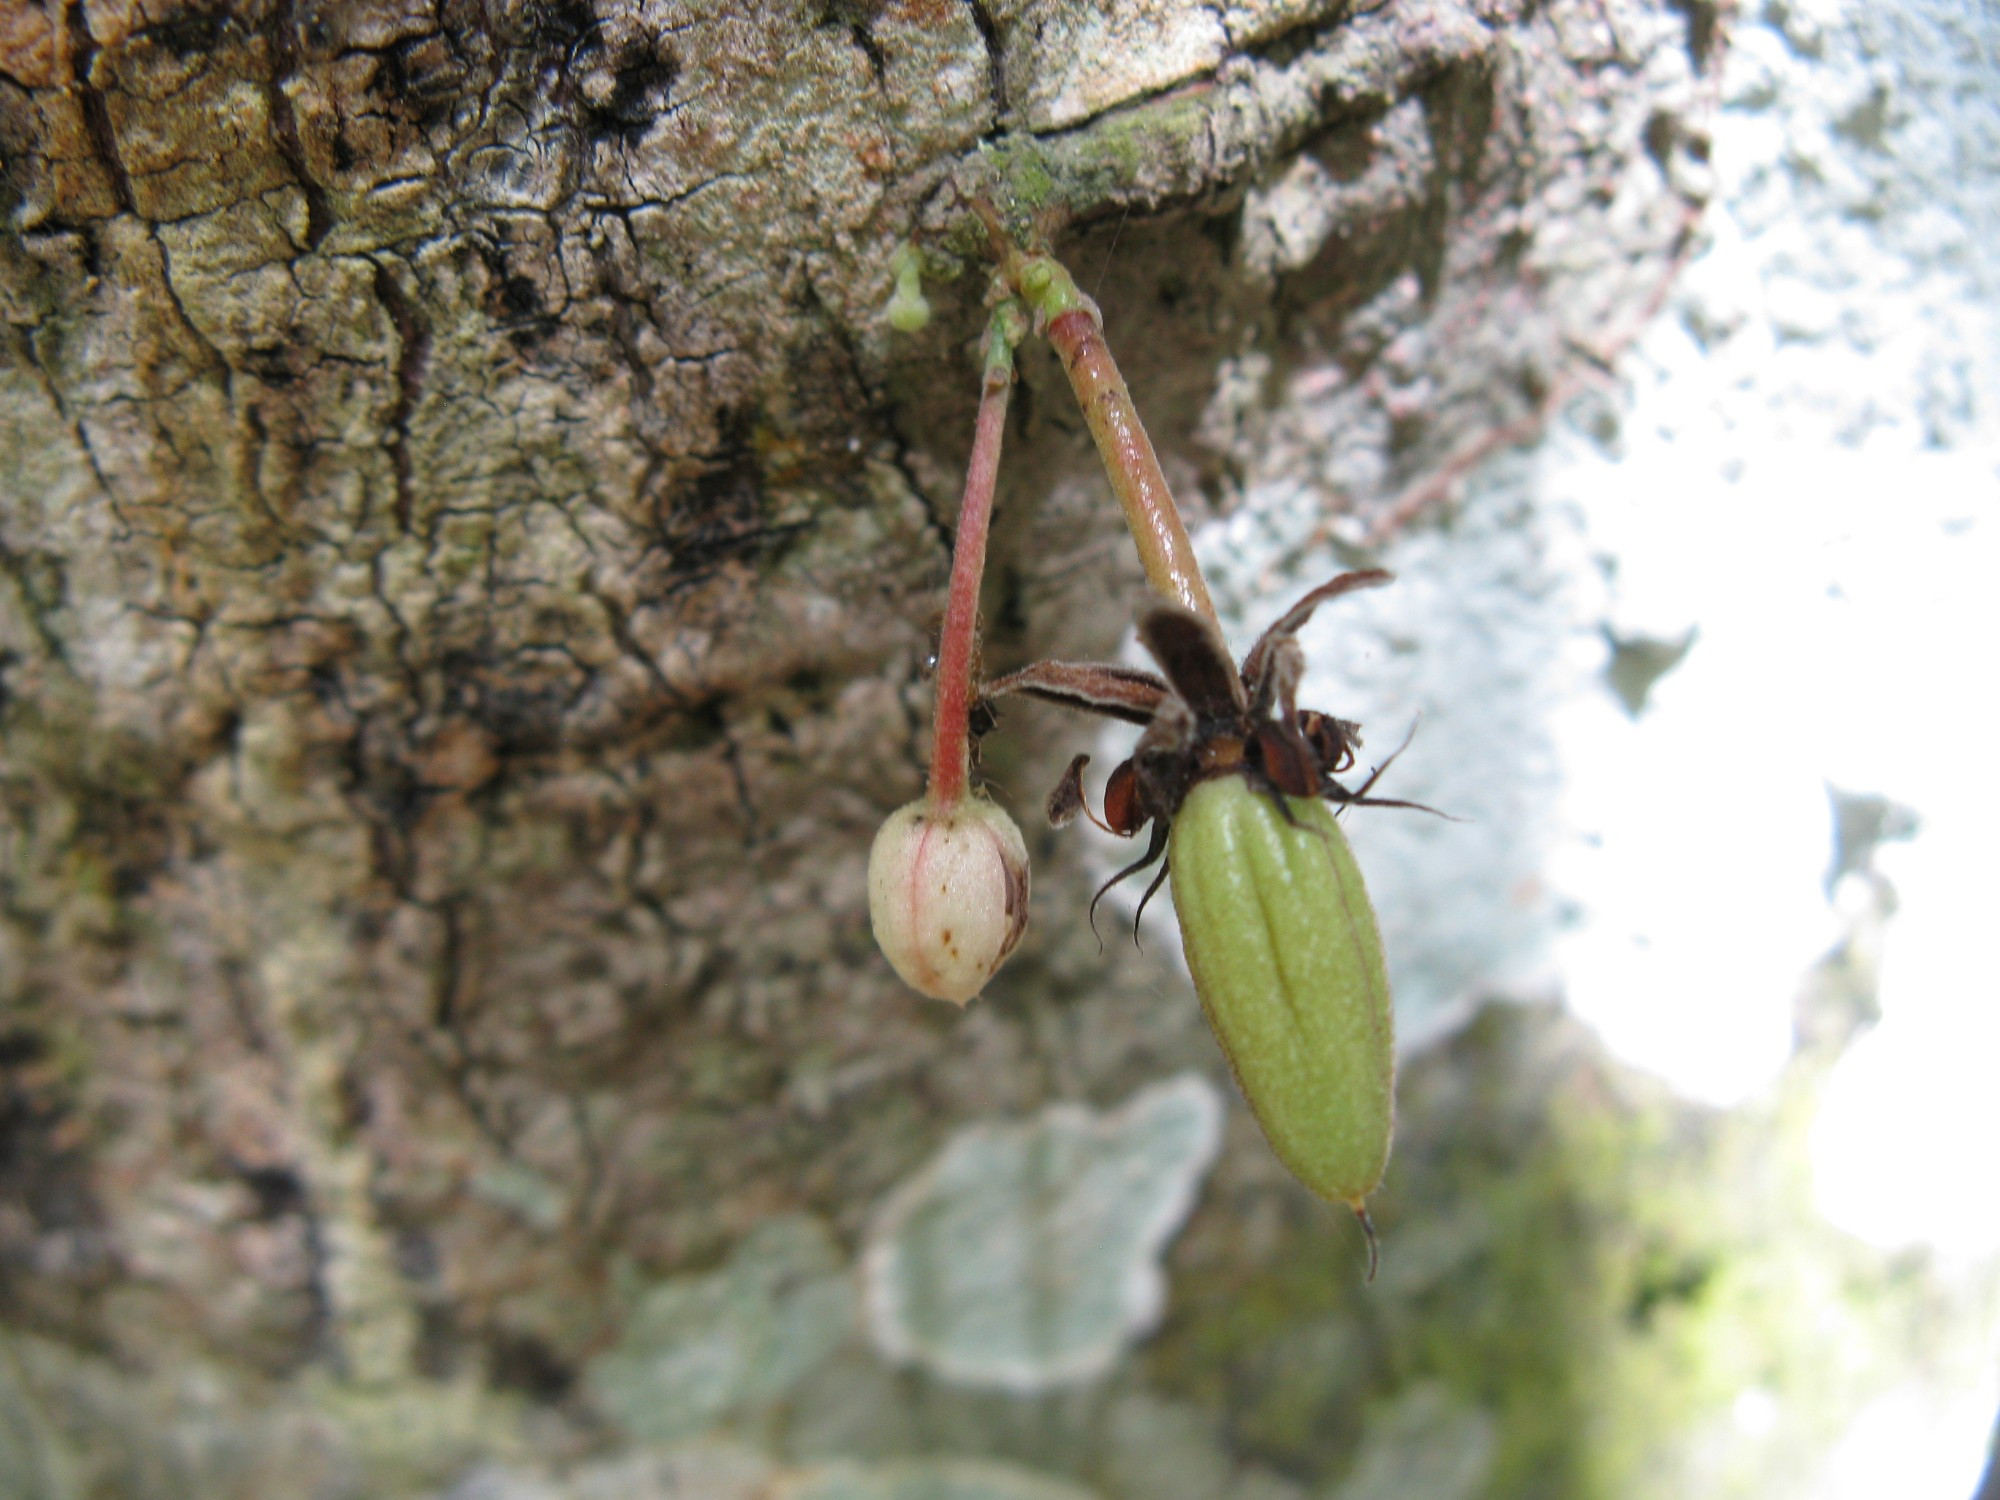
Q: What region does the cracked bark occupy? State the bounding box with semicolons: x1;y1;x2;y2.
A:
0;0;1715;1491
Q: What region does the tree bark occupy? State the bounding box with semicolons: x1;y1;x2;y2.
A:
0;0;1713;1493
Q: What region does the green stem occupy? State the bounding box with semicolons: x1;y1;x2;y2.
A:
998;245;1216;625
929;299;1027;808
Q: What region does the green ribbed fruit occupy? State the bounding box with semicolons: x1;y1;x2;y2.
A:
1168;776;1394;1210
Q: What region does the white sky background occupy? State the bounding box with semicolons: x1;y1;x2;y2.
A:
1513;4;2000;1491
1536;2;2000;1258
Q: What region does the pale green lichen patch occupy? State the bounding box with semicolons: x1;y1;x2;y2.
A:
583;1216;855;1444
445;1450;1102;1500
781;1457;1103;1500
0;1328;541;1500
1096;1390;1235;1500
539;1441;777;1500
0;1340;69;1500
466;1162;567;1233
1325;1384;1498;1500
860;1074;1222;1391
961;89;1215;244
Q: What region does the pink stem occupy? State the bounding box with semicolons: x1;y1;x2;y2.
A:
1042;307;1215;623
983;230;1218;626
929;307;1021;808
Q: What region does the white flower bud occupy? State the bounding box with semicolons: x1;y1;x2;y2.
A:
868;795;1030;1004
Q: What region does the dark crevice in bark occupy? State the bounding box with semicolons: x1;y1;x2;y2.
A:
720;727;761;849
813;0;888;89
657;462;813;601
965;0;1009;127
487;1328;577;1400
265;0;337;250
433;896;467;1028
601;293;660;439
145;225;234;390
580;578;690;717
0;1037;113;1328
883;423;956;563
579;33;683;143
402;986;518;1159
369;259;431;536
63;0;135;216
0;535;74;671
850;21;888;89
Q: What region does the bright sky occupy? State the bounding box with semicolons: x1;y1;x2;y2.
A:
1532;14;2000;1260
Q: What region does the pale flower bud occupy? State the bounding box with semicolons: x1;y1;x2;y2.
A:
868;795;1030;1004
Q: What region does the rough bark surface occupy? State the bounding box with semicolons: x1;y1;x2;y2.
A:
0;0;1713;1493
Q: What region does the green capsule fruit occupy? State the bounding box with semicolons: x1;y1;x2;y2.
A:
1168;776;1394;1212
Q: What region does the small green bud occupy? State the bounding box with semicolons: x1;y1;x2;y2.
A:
869;795;1030;1004
885;242;931;333
1169;777;1394;1212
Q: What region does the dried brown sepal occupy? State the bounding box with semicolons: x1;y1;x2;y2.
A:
1047;754;1092;829
981;659;1168;726
990;572;1449;913
1238;569;1393;688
